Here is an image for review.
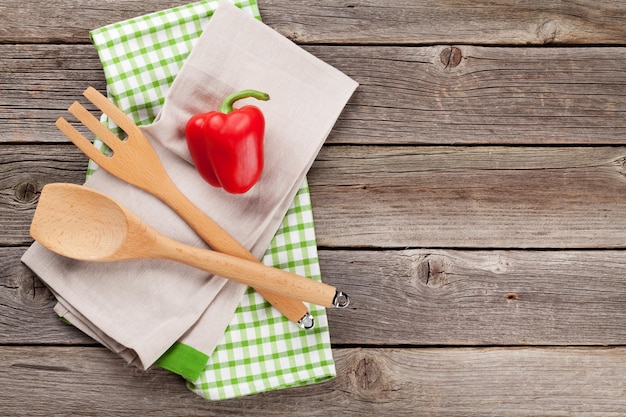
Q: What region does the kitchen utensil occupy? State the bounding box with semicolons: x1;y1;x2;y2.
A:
30;183;350;309
56;86;315;328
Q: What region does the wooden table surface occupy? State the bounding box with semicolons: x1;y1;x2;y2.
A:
2;1;626;415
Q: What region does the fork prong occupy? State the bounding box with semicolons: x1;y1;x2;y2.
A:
83;87;139;134
55;117;110;167
68;101;123;153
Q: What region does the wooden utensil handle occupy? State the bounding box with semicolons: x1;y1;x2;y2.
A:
155;180;312;323
156;233;338;308
157;181;256;260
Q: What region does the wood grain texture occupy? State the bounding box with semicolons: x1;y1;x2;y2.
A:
3;0;626;413
322;45;626;145
0;145;87;246
0;45;105;143
260;0;626;45
0;0;192;43
0;248;94;344
309;146;626;248
6;246;626;346
1;345;626;416
0;0;625;45
323;249;626;345
2;44;625;145
6;145;626;248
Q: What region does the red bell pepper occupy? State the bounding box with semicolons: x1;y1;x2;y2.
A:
185;89;269;194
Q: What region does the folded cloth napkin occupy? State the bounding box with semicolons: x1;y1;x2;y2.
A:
22;0;357;400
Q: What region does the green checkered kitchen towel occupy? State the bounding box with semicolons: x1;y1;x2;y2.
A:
88;0;335;400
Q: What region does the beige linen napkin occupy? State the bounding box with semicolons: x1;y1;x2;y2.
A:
22;0;357;371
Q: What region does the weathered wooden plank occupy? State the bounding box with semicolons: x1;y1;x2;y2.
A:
0;0;625;45
324;249;626;345
0;45;105;143
5;145;626;248
6;245;626;346
2;44;625;145
3;1;624;415
317;44;626;145
0;248;94;344
260;0;626;45
0;145;87;245
309;145;626;248
1;345;626;416
0;0;192;43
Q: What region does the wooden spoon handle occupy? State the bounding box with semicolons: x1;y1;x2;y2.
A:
154;179;312;323
155;233;338;308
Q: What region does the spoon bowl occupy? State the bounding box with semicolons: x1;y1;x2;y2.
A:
31;183;131;261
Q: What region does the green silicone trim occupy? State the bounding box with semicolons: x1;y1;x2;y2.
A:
155;342;209;381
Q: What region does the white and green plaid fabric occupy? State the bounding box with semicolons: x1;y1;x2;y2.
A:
88;0;335;400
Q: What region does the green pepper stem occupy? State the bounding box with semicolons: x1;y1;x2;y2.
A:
219;89;270;113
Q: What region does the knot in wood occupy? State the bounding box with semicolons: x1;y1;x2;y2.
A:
14;181;39;203
15;274;55;306
614;156;626;169
536;20;559;44
348;354;394;402
413;254;448;288
440;46;462;69
611;156;626;181
505;293;519;301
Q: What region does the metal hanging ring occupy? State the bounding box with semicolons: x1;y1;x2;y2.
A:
333;291;350;308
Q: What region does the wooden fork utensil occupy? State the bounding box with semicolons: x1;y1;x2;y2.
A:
55;87;326;328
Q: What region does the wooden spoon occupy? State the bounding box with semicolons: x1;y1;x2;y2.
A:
29;183;348;309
